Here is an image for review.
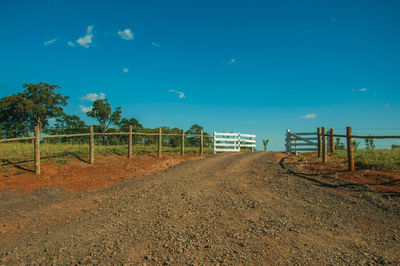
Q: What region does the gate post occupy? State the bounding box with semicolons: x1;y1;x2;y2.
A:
285;129;291;154
213;131;216;154
238;132;241;152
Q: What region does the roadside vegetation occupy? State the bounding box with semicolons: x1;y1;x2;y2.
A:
334;137;400;171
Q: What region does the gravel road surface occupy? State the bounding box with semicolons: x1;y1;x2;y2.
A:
1;152;399;264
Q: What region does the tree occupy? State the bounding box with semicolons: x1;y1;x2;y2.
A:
0;93;30;138
22;83;69;129
262;139;269;151
119;118;143;131
185;124;212;147
86;99;122;133
0;83;68;138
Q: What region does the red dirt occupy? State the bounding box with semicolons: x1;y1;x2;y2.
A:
288;152;400;194
0;153;206;193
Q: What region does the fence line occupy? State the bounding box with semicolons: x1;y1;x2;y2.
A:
0;126;214;175
286;126;400;172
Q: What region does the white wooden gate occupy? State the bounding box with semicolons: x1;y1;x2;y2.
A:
213;132;256;154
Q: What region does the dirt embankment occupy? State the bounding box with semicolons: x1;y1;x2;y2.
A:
1;152;399;264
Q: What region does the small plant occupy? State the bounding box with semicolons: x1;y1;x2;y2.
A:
335;137;345;150
365;136;375;150
353;140;360;150
262;139;269;151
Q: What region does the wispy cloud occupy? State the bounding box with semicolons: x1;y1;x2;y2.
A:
122;67;129;73
80;92;106;102
169;89;185;99
118;28;133;40
44;38;58;46
76;25;94;48
359;88;368;92
79;105;93;113
67;41;75;47
151;42;160;47
223;58;239;66
300;113;317;119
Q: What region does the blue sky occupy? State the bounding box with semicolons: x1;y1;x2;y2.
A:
1;0;400;150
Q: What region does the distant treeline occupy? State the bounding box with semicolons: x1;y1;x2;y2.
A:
0;82;212;147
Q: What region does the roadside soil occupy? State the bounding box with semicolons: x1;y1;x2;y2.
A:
286;152;400;194
1;152;399;264
0;153;204;192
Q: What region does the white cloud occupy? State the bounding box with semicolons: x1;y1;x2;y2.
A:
151;42;160;47
67;41;75;47
359;88;368;92
122;67;129;73
169;89;185;99
118;28;133;40
300;113;317;119
79;105;93;113
44;38;58;46
223;58;239;66
76;25;94;48
80;92;106;102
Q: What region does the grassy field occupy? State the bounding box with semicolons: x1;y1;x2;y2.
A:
334;149;400;171
0;142;213;166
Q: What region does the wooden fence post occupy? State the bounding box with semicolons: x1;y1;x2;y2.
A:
322;127;327;162
181;129;185;155
89;125;94;164
128;125;132;159
200;130;204;155
346;126;355;171
158;127;162;157
34;125;40;175
330;128;335;153
317;127;321;158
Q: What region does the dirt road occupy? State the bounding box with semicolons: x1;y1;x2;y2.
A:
1;152;399;264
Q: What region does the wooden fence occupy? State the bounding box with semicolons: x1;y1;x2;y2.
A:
0;125;213;175
286;126;400;172
213;132;256;153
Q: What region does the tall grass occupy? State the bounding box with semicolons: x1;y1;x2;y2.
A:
334;149;400;171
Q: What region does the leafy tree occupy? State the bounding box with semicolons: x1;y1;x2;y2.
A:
0;83;68;137
262;139;269;151
185;124;212;147
86;99;122;133
22;83;69;129
0;93;30;138
119;118;143;131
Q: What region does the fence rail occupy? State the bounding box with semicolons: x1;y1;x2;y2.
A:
0;126;214;175
213;132;256;153
285;126;400;172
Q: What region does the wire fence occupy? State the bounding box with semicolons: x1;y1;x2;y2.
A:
0;126;214;174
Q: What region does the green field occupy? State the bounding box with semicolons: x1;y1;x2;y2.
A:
334;149;400;172
0;142;213;166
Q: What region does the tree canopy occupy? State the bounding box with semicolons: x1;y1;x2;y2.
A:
86;99;122;133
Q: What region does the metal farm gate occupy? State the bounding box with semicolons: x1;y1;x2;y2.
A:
213;132;256;154
285;129;332;154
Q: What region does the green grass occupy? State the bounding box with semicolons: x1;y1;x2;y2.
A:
334;149;400;172
0;142;213;165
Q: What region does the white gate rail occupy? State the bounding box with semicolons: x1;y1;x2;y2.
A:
213;132;256;154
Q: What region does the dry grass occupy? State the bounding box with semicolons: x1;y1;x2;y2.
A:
334;149;400;171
